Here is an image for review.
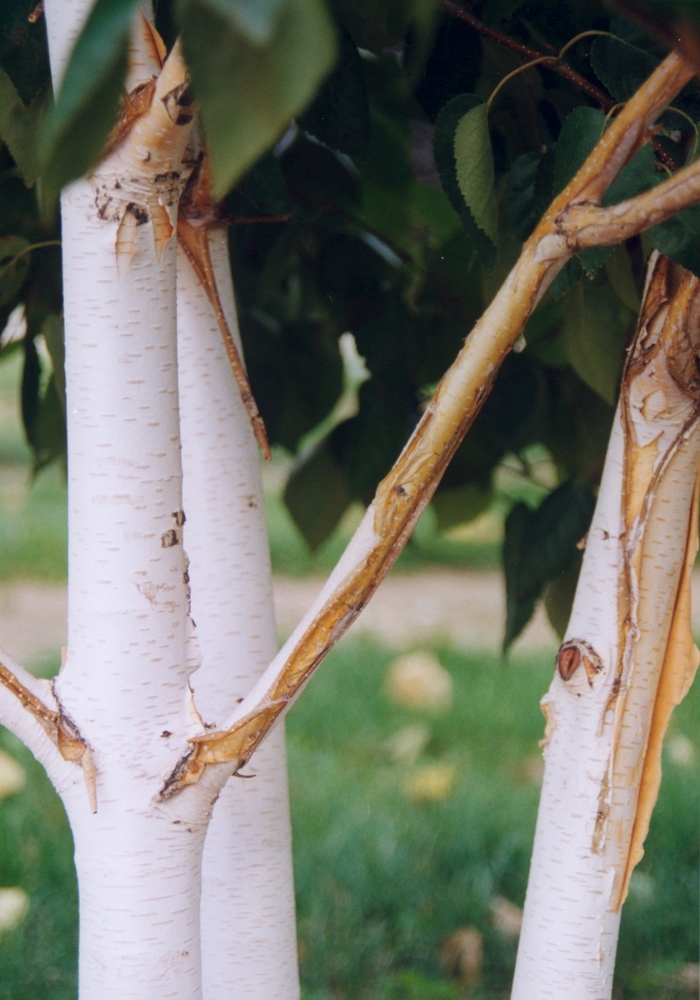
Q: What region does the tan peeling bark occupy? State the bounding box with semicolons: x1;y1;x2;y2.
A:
513;251;700;999
93;28;195;271
618;465;700;904
177;154;271;459
0;660;95;808
607;256;700;906
163;48;700;794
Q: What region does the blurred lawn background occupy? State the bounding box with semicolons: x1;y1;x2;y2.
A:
0;352;696;999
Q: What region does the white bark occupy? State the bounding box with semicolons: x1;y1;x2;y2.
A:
177;231;299;998
42;4;230;996
512;257;700;999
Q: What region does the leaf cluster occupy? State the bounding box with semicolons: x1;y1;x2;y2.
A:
2;0;700;642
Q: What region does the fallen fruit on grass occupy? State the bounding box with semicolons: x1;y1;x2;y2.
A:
0;750;25;798
490;895;523;939
0;888;29;932
385;651;453;711
440;926;483;987
405;762;455;802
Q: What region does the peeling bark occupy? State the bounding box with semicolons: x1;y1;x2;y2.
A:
512;253;700;999
163;49;700;792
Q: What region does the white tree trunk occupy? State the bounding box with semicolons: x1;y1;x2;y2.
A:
177;231;299;999
512;256;700;999
41;4;232;996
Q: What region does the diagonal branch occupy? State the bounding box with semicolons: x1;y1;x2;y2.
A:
160;49;700;797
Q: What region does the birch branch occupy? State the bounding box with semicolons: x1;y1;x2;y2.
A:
161;49;700;796
0;647;94;805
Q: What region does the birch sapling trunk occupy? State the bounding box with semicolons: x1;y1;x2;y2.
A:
512;253;700;1000
177;229;299;999
39;4;234;996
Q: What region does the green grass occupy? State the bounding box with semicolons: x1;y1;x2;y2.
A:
289;640;699;999
0;640;694;998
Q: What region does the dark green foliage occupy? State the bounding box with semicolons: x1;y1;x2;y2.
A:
299;27;370;162
503;483;595;650
552;106;605;198
0;0;51;106
179;0;336;197
413;14;482;122
433;94;497;268
5;0;700;639
505;149;555;242
650;204;700;276
591;35;659;103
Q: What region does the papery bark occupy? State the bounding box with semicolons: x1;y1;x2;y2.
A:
512;254;700;999
177;230;299;999
41;4;228;997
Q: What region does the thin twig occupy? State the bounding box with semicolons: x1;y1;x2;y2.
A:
442;1;614;109
442;1;678;171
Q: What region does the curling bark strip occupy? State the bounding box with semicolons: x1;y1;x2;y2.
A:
512;253;700;999
177;156;272;459
164;49;700;791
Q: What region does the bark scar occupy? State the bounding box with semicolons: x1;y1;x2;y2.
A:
556;638;604;687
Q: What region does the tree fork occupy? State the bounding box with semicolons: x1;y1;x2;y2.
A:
163;49;700;792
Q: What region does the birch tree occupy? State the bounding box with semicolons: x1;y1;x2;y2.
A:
1;0;700;997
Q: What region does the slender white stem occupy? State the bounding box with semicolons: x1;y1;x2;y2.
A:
43;3;231;996
177;232;299;999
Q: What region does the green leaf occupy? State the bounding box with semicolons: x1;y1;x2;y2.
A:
0;0;51;106
503;483;595;651
433;94;496;270
453;100;497;244
562;280;628;406
328;0;414;52
237;151;290;215
544;555;582;640
299;27;370;162
590;35;659;104
432;481;492;532
549;257;581;300
552;106;605;199
0;235;31;306
41;313;65;415
605;245;641;313
38;0;136;207
179;0;337;198
505;149;554;243
21;327;41;446
649;204;700;277
602;142;658;207
206;0;285;43
31;374;67;473
284;438;351;550
0;69;50;186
